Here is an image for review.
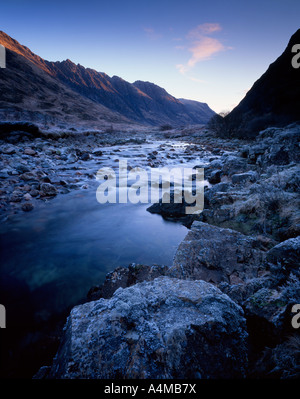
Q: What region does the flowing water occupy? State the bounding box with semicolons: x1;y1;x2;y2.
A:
0;136;212;377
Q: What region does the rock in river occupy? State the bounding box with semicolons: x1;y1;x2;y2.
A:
39;182;58;197
21;202;34;212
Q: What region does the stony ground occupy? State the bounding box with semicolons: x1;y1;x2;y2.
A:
1;122;299;379
0;129;147;222
0;123;240;224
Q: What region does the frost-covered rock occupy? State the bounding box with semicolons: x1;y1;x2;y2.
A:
171;221;265;284
39;182;58;197
232;171;257;185
266;236;300;277
221;155;248;176
46;277;248;379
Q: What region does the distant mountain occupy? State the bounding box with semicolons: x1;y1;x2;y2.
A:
226;29;300;137
0;31;134;130
178;98;217;124
0;31;215;129
0;48;132;131
41;60;215;126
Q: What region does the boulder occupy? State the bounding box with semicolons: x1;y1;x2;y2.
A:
243;286;294;348
208;192;244;207
208;169;222;184
14;163;30;174
232;172;257;185
247;144;268;164
87;263;170;301
283;167;300;192
46;277;248;379
146;190;198;227
20;172;39;183
80;152;90;161
75;149;90;161
249;336;300;379
222;155;248;176
21;202;34;212
23;193;32;201
92;149;103;157
39;182;58;197
9;190;23;202
204;182;231;204
266;236;300;277
24;148;36;156
266;145;290;165
201;206;234;225
257;125;300;166
170;221;265;284
1;146;16;155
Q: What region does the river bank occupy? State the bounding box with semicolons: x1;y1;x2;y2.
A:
0;124;220;378
1;123;299;378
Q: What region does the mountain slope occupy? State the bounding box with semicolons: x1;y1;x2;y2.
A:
178;98;217;124
133;81;214;125
226;28;300;137
43;60;215;126
0;47;131;131
0;31;215;128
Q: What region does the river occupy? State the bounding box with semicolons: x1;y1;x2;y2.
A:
0;135;212;377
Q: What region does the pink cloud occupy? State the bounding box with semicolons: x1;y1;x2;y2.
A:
176;63;188;74
176;23;231;75
187;36;226;66
187;23;222;39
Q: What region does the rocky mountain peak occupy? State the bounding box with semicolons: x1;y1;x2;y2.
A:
0;31;215;127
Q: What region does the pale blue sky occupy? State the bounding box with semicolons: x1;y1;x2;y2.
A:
1;0;299;112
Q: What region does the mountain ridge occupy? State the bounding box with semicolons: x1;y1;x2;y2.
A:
226;28;300;136
0;46;131;131
0;31;215;129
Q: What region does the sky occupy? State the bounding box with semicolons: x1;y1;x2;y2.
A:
1;0;300;113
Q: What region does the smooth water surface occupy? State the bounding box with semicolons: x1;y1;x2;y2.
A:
1;137;215;377
0;188;188;320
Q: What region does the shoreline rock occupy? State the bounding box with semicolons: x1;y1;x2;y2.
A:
43;277;248;379
170;221;266;284
2;123;299;379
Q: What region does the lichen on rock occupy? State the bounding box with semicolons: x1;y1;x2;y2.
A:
46;277;248;379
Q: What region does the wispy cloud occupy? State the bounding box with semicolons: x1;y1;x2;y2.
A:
187;23;222;38
187;76;207;83
176;63;189;74
174;44;185;50
144;27;162;40
187;36;226;66
175;64;207;83
176;23;231;77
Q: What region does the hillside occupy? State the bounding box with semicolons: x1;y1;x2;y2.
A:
226;28;300;137
0;31;215;129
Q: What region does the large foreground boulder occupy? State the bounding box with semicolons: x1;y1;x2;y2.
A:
45;277;248;379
